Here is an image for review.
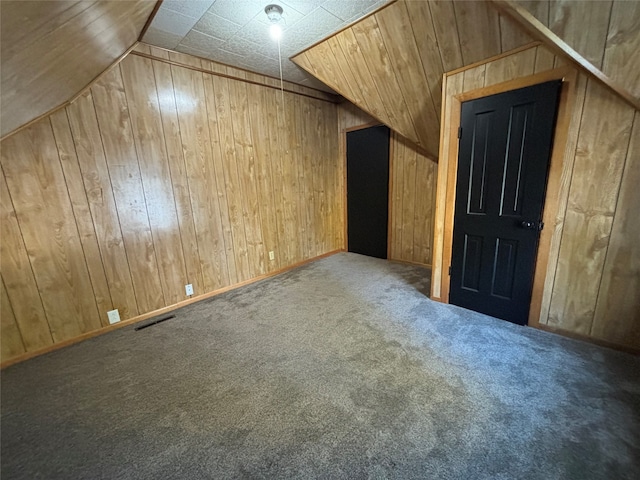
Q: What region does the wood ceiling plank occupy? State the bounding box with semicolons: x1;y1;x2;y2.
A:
375;2;439;155
453;0;502;65
405;0;445;119
1;1;156;138
428;0;464;72
350;15;418;146
334;29;390;127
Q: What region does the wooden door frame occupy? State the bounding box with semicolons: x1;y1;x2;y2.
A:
436;66;577;327
341;122;389;255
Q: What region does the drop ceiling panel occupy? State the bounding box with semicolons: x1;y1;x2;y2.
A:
142;0;389;92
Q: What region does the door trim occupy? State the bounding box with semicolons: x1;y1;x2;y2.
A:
434;66;578;327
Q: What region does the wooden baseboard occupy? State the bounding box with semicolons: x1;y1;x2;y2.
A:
388;258;432;269
1;250;342;369
533;323;640;355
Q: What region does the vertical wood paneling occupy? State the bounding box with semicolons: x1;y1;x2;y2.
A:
1;276;25;361
120;55;188;305
150;48;205;295
1;49;342;364
0;172;53;350
603;0;640;99
435;43;639;349
547;81;634;334
591;112;640;345
547;0;613;68
49;109;113;323
1;120;102;341
66;93;139;320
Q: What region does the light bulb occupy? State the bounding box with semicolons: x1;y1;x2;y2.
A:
270;23;282;41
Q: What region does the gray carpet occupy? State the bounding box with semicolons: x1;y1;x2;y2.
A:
1;252;639;479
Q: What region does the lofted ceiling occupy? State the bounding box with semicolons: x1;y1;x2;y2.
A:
293;0;535;158
0;0;157;139
142;0;388;92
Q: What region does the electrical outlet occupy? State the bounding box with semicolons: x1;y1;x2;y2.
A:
107;309;120;325
269;251;275;261
185;284;194;296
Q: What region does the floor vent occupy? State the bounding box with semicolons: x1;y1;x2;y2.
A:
135;315;176;331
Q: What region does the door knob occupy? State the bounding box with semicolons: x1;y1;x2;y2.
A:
520;220;544;231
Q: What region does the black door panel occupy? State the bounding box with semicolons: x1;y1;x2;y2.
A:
450;80;561;325
347;126;390;259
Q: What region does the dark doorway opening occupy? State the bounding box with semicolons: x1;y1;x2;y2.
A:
346;125;390;259
449;80;562;325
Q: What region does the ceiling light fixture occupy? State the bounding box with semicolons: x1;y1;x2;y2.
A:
265;4;283;40
265;4;286;115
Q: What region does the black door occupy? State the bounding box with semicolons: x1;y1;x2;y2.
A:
347;125;390;259
450;80;561;325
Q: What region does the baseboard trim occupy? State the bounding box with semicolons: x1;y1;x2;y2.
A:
1;249;343;369
388;258;432;269
533;323;639;355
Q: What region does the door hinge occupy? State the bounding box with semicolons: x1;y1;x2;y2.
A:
457;127;462;139
449;266;452;276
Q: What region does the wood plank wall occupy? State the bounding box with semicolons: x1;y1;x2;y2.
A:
522;0;640;99
0;0;156;138
337;103;437;267
0;46;343;363
294;0;536;159
434;44;639;349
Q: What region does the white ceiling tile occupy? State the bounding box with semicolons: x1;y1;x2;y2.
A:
162;0;215;18
180;30;226;53
221;35;279;60
280;1;327;16
192;12;242;40
145;0;383;92
153;8;201;36
255;1;306;27
322;0;379;22
284;6;343;49
207;0;263;26
142;26;183;50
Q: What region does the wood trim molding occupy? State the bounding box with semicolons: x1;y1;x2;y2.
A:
138;0;163;41
489;0;640;111
436;66;577;328
0;250;343;369
130;50;339;104
446;42;542;77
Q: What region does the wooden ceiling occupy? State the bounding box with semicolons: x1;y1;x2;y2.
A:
0;1;157;139
292;0;535;158
293;0;639;159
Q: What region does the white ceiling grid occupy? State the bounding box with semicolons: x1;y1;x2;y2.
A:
143;0;388;91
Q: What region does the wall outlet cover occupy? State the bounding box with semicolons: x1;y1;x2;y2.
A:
107;309;120;325
269;251;275;261
185;284;194;296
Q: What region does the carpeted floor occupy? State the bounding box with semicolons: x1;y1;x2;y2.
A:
1;252;639;479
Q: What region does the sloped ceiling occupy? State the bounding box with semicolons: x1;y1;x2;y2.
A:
141;0;388;92
293;0;534;158
294;0;640;159
0;0;157;139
